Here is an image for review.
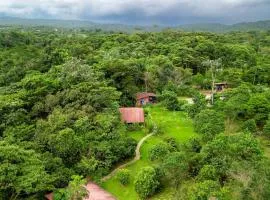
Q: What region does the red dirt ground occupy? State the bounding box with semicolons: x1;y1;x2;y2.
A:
46;182;116;200
84;182;116;200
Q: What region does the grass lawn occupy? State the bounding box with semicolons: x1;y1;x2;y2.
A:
102;104;197;200
128;129;147;142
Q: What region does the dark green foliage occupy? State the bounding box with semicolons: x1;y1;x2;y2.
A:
247;93;270;126
263;119;270;137
116;169;130;186
201;133;262;184
164;137;179;151
222;84;251;120
0;142;53;199
162;152;189;189
197;165;218;181
241;119;257;134
160;90;180;111
0;28;269;199
187;93;207;118
188;180;229;200
54;175;87;200
134;167;160;199
185;137;202;153
194;109;225;141
241;160;270;200
0;57;137;198
148;142;170;161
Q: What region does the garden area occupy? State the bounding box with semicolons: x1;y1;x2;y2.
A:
102;104;197;200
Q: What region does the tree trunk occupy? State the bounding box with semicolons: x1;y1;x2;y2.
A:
211;64;215;105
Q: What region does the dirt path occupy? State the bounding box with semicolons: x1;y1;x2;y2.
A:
101;132;154;181
102;113;157;182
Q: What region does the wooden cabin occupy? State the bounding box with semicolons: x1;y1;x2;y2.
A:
119;107;144;124
136;92;157;106
215;82;228;92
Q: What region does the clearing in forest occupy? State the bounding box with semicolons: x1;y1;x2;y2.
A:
101;105;197;200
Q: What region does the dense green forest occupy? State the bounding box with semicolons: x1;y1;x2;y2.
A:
0;26;270;199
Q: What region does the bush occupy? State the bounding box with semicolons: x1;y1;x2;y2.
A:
178;99;188;111
155;124;165;135
197;165;218;181
126;123;143;131
188;180;229;200
148;143;170;161
164;137;179;151
116;169;130;185
241;119;257;134
134;167;160;199
75;156;99;177
185;137;202;153
160;90;180;111
194;109;225;141
187;93;207;118
145;117;154;133
263;120;270;137
176;84;196;96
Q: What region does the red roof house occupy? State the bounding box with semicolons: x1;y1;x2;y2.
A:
119;107;145;123
136;92;157;106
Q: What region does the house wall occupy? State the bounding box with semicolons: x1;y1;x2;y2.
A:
137;97;150;106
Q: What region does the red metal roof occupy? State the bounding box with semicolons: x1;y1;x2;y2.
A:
119;107;145;123
136;92;156;100
45;193;53;200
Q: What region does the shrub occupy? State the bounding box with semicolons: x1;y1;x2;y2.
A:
162;152;189;188
145;117;154;133
194;109;225;141
185;137;202;153
197;165;218;181
241;119;257;133
188;180;229;200
176;84;196;96
76;156;99;177
148;143;170;161
187;93;207;118
126;123;143;131
178;99;188;111
134;167;160;199
263;120;270;137
116;169;130;185
160;90;180;111
164;137;179;151
155;124;165;135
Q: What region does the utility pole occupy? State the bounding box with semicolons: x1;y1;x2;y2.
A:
210;62;215;105
202;59;221;105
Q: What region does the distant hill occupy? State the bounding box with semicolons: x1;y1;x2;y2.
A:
0;17;269;33
177;20;270;32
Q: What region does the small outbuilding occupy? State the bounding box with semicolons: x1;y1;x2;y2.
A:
215;82;228;92
119;107;145;124
136;92;157;107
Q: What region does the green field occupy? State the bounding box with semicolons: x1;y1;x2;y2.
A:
102;105;197;200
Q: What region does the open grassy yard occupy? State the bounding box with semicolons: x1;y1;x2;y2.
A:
102;105;197;200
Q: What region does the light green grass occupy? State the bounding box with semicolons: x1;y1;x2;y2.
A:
149;105;196;142
102;104;197;200
129;129;147;142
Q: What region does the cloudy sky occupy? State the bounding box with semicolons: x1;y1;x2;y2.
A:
0;0;270;25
